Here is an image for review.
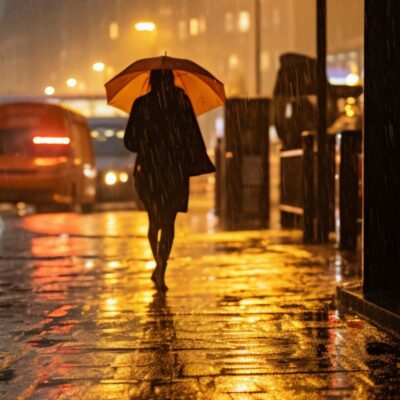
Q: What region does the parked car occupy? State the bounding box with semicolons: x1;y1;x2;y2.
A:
0;102;96;212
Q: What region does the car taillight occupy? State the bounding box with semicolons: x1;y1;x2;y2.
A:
32;136;70;145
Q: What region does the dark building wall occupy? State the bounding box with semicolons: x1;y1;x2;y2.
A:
364;0;400;296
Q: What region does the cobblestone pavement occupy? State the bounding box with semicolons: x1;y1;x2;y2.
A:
0;202;400;399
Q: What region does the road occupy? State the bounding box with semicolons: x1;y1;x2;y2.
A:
0;197;399;399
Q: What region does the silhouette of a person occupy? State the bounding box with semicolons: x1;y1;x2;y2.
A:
124;69;215;290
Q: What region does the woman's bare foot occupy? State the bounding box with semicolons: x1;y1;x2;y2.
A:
151;265;159;283
151;263;168;291
154;277;168;291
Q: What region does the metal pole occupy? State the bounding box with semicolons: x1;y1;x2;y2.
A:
302;132;315;243
339;130;360;250
316;0;329;242
255;0;261;96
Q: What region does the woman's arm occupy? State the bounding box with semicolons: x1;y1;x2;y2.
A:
124;101;139;152
181;93;216;175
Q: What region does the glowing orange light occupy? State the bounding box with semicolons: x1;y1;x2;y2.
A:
135;22;156;31
34;157;68;166
33;136;70;145
44;86;55;95
92;62;105;72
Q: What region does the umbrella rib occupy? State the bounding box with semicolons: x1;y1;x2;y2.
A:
140;73;150;96
176;70;225;100
174;71;191;98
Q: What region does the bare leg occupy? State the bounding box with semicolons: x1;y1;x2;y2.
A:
154;212;177;291
147;212;160;282
148;215;159;261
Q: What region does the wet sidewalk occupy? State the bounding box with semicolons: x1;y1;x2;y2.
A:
0;202;400;399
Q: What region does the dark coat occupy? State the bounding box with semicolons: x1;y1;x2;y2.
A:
124;86;215;214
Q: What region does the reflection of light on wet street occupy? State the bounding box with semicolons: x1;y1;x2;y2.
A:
103;297;120;317
84;260;95;269
107;260;121;269
145;260;156;270
0;197;398;399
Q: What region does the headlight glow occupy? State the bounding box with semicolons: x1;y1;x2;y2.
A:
105;171;117;185
83;164;97;178
119;172;129;183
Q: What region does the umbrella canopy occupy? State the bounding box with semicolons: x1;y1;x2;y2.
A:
105;55;226;116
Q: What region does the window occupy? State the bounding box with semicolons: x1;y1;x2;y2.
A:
272;8;281;26
178;21;187;40
199;17;206;33
225;12;234;32
261;51;271;71
229;54;240;69
189;18;199;36
238;11;250;32
109;22;119;40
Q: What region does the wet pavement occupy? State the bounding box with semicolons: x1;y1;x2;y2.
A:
0;198;400;399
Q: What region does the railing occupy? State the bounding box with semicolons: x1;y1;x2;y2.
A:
279;130;361;248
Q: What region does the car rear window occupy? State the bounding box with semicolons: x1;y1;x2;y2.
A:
91;128;129;157
0;128;71;157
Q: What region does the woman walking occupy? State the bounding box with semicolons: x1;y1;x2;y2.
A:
124;69;215;291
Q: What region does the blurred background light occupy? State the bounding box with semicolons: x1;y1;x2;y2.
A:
135;22;156;32
44;86;55;95
109;22;119;39
66;78;77;88
92;62;105;72
189;18;199;36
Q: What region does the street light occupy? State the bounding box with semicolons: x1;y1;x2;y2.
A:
92;62;105;72
346;73;360;86
44;86;55;96
134;22;158;57
92;61;114;94
135;22;156;32
66;78;77;88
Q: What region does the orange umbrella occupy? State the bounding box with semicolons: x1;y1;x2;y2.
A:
105;55;226;116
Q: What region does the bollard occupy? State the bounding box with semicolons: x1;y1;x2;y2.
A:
222;98;270;230
302;131;315;243
328;134;336;231
339;130;361;250
214;138;222;216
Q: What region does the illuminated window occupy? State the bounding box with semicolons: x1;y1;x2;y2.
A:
238;11;250;32
199;17;206;33
229;54;240;69
109;22;119;40
189;18;199;36
272;8;281;26
225;12;234;32
261;51;271;71
159;7;172;16
178;21;187;40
